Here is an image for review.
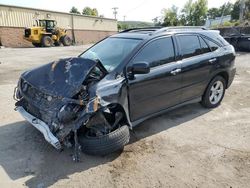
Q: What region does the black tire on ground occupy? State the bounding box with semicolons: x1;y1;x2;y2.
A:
79;125;130;156
54;41;61;46
32;42;41;47
41;35;53;47
201;75;226;108
61;35;71;46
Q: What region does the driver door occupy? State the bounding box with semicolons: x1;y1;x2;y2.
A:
127;37;183;122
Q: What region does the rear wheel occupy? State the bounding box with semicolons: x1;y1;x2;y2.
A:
79;125;130;156
201;76;226;108
61;35;71;46
41;36;53;47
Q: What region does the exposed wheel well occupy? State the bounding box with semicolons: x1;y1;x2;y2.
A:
107;103;129;125
216;71;229;88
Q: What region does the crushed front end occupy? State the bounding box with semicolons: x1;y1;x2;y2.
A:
14;57;107;161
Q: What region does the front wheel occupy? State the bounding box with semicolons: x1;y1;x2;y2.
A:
201;76;226;108
41;36;53;47
79;125;130;156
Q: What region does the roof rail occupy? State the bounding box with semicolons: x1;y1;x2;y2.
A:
120;27;163;33
154;26;208;34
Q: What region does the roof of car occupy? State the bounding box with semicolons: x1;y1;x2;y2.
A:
112;26;218;40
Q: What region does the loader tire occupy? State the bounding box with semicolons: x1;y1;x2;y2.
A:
61;35;71;46
54;41;61;46
41;36;53;47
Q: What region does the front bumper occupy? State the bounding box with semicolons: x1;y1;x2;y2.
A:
16;106;62;150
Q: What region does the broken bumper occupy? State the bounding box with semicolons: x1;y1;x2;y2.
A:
16;106;62;150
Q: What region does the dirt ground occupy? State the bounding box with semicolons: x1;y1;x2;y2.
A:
0;46;249;188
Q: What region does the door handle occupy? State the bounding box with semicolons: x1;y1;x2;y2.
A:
209;58;217;63
170;68;182;75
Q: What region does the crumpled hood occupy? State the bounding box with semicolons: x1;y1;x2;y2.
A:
21;57;96;97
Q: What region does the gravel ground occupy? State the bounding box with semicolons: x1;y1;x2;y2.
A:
0;46;249;188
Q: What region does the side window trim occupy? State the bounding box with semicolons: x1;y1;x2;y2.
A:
201;36;221;52
200;35;222;47
198;35;212;54
129;36;176;68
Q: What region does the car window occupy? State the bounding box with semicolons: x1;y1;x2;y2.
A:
199;36;211;54
177;35;201;58
132;37;175;68
215;35;229;46
203;38;220;51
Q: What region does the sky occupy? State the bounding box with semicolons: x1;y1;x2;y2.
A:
0;0;236;22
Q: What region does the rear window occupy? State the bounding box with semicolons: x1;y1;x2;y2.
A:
215;35;230;46
203;37;220;51
202;31;229;46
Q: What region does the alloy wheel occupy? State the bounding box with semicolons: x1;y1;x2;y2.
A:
209;80;224;105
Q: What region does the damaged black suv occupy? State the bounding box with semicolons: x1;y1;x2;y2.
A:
14;27;236;161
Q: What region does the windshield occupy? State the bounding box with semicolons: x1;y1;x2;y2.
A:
80;37;142;72
39;20;46;27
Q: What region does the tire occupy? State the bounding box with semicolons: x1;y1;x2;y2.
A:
79;125;130;156
54;41;61;46
41;36;53;47
61;35;71;46
201;76;226;108
32;42;41;47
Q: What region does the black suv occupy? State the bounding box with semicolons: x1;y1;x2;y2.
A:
14;27;236;161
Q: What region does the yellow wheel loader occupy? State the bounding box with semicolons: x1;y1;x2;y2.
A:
24;19;72;47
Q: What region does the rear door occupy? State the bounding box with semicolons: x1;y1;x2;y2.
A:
127;36;182;122
176;34;215;102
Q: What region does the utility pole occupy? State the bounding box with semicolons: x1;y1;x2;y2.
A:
219;2;227;26
112;7;118;20
239;0;245;23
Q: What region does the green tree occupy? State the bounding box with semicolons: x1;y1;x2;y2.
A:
82;7;99;16
181;0;208;26
117;23;129;31
152;17;161;26
207;7;220;19
92;8;99;16
70;6;80;14
162;6;179;26
180;0;194;25
192;0;208;25
82;7;93;15
207;3;233;19
220;2;233;17
231;0;250;20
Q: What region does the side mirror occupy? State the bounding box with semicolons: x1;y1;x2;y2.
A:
127;61;150;79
